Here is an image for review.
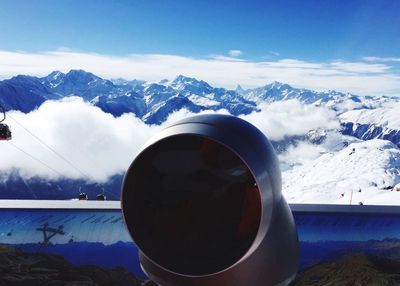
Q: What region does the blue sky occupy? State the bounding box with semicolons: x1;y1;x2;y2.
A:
1;0;399;60
0;0;400;95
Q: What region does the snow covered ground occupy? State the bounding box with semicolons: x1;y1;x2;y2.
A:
282;139;400;205
339;102;400;131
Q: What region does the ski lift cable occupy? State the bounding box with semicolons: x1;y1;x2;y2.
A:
6;141;65;178
6;114;115;198
0;106;6;123
7;113;91;179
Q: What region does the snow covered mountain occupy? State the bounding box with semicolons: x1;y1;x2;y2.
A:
240;81;376;113
282;139;400;205
1;69;397;127
41;70;119;100
340;103;400;147
0;75;59;113
0;70;258;124
1;70;400;203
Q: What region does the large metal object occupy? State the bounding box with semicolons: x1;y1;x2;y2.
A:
122;114;299;286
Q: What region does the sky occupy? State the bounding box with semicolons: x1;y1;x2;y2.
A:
1;0;399;60
0;0;400;95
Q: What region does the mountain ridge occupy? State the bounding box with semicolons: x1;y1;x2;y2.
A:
1;69;399;148
1;70;400;201
1;69;382;121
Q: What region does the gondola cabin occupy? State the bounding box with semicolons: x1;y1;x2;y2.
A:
96;194;106;201
78;193;88;200
0;106;11;140
0;123;12;140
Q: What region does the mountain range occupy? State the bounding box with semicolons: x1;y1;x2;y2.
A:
0;70;257;124
1;69;399;144
0;70;399;201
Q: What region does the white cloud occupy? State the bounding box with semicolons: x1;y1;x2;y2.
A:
279;141;325;165
330;61;390;73
210;55;247;62
1;98;159;182
228;50;243;57
163;108;230;125
278;131;357;171
0;98;340;182
0;50;400;96
363;56;400;63
240;100;340;141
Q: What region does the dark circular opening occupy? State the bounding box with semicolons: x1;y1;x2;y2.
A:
122;135;261;275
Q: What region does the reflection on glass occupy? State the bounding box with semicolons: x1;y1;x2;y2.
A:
126;135;261;275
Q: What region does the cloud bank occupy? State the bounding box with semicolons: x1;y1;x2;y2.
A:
1;50;400;96
1;98;158;182
241;100;339;141
0;98;339;182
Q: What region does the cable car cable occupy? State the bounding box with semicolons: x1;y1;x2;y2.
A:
0;106;6;123
6;141;65;177
6;113;115;198
7;113;91;179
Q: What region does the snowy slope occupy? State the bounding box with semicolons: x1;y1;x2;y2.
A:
0;75;58;112
340;103;400;131
282;139;400;205
241;81;372;113
41;70;118;100
340;103;400;147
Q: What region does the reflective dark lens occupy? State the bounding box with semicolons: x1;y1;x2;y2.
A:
123;135;261;275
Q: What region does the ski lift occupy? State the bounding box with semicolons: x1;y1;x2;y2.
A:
0;106;12;141
77;186;88;200
96;194;106;201
78;193;88;200
96;187;107;201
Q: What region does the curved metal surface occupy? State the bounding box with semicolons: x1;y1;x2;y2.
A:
122;114;298;285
